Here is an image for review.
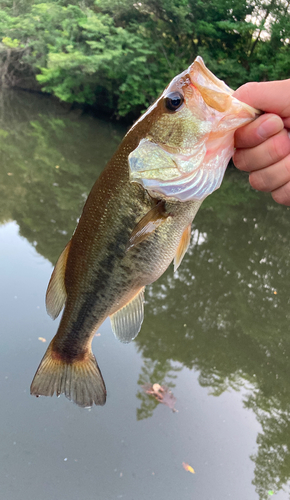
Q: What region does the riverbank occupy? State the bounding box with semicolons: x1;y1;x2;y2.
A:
1;0;290;120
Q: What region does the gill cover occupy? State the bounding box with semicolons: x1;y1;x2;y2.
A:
129;56;260;202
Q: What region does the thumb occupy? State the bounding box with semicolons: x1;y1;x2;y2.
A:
233;80;290;118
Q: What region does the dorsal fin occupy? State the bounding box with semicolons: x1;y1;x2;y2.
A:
110;288;145;343
46;241;71;319
126;201;169;251
174;224;191;272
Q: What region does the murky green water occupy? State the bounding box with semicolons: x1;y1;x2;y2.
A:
1;89;290;500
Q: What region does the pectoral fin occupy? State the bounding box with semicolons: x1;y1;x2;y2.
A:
110;288;145;343
126;200;169;251
46;241;71;319
174;224;191;272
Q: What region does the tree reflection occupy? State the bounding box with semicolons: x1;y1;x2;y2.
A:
135;180;290;499
1;90;290;499
247;396;290;498
0;89;124;262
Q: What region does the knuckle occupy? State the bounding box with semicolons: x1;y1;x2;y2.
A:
283;154;290;178
271;189;284;204
271;183;290;206
249;171;269;192
233;150;250;171
270;131;290;163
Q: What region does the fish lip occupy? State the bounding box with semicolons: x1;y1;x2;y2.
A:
188;56;261;117
188;56;234;95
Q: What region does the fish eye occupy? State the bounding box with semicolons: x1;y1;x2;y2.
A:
165;92;184;112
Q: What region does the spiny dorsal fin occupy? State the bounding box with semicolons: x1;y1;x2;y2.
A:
46;240;71;319
126;201;169;251
174;224;191;272
110;288;145;343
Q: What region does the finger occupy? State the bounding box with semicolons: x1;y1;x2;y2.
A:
283;117;290;128
248;153;290;192
235;114;284;149
233;80;290;117
271;181;290;206
233;128;290;172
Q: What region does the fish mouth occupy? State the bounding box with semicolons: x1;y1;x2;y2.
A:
189;56;261;117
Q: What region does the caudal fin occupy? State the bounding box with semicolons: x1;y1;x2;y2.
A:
30;345;106;407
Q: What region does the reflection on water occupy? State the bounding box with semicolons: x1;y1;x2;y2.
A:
1;89;290;499
136;359;182;420
0;89;124;263
139;190;290;498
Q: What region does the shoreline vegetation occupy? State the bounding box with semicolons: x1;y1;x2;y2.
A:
0;0;290;121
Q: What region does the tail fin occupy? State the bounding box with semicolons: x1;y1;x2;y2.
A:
30;344;106;408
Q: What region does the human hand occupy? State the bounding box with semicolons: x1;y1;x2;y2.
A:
233;80;290;205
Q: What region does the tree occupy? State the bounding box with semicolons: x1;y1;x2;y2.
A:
0;0;290;117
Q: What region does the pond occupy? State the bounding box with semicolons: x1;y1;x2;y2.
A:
1;89;290;500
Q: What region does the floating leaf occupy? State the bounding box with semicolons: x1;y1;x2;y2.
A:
182;462;195;474
38;337;46;343
268;491;274;496
142;383;177;412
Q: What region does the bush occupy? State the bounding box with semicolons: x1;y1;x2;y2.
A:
0;0;290;118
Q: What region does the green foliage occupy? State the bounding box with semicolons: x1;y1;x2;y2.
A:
0;0;290;116
2;36;20;48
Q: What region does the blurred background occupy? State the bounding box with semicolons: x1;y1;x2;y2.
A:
0;0;290;120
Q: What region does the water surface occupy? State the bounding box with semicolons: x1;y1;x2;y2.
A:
1;90;290;500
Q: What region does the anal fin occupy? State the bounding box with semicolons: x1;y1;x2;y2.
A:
174;224;191;272
46;240;71;319
126;200;169;251
110;288;145;343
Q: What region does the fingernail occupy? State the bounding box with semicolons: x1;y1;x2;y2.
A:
257;115;283;139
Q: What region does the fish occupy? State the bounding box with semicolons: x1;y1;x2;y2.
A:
30;56;260;408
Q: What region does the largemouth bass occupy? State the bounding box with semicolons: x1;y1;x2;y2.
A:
31;57;259;407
